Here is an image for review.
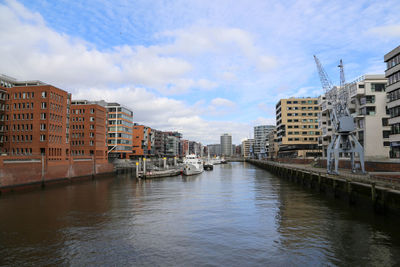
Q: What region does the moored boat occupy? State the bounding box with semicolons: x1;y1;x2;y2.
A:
183;154;204;175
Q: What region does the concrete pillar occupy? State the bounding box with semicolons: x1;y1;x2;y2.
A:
143;158;146;174
163;157;167;169
136;161;139;178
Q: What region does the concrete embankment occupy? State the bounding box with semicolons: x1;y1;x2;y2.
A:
247;159;400;214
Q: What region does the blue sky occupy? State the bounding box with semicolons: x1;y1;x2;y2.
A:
1;0;400;144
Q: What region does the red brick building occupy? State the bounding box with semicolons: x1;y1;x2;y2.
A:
0;76;71;161
70;100;108;162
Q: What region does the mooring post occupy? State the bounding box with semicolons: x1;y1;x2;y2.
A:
174;156;177;166
163;157;167;169
136;161;139;178
143;158;146;176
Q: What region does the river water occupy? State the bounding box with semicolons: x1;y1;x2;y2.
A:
1;162;400;266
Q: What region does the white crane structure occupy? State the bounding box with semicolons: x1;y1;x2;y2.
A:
313;55;365;174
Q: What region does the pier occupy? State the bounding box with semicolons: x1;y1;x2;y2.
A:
247;159;400;214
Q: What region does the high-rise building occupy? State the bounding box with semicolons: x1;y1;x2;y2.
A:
254;125;275;159
0;75;71;161
241;139;254;158
276;97;321;158
267;129;278;159
318;75;390;160
220;133;232;156
70;100;108;161
385;46;400;158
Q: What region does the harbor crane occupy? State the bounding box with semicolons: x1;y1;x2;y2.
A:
313;55;365;174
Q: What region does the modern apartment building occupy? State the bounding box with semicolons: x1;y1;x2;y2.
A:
241;138;254;158
385;46;400;158
0;75;71;161
254;125;275;159
276;97;321;158
153;130;166;157
0;86;8;154
70;100;108;161
164;131;181;156
318;75;390;160
132;124;153;157
99;102;133;159
220;133;232;156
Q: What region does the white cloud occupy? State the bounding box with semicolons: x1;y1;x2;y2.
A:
210;98;235;107
368;25;400;38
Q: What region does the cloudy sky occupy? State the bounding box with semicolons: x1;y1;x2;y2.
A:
1;0;400;144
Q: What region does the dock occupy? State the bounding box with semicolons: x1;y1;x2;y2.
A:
247;159;400;214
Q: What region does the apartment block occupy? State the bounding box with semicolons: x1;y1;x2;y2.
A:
267;129;278;160
70;100;108;161
254;125;275;159
241;138;254;158
0;85;9;154
164;131;182;156
276;97;321;158
318;75;390;160
132;124;153;157
0;75;71;161
103;102;133;159
385;46;400;158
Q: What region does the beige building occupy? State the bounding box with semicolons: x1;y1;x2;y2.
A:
318;75;390;160
267;128;278;159
276;97;321;158
241;138;254;158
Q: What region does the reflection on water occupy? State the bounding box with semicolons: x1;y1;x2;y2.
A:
1;162;399;266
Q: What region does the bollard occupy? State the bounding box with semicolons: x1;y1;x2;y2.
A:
174;156;177;166
143;158;146;175
163;157;167;169
136;161;139;178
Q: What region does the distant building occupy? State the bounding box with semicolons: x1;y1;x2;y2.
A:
207;144;221;156
241;139;254;158
164;131;182;156
254;125;275;159
276;97;321;158
385;46;400;158
220;133;232;156
267;129;278;160
132;124;153;157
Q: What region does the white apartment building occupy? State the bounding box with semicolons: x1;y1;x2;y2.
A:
318;75;390;160
253;125;275;159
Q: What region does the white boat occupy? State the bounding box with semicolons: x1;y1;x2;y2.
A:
183;154;204;175
211;156;222;165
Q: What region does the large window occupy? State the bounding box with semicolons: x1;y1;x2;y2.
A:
371;83;385;92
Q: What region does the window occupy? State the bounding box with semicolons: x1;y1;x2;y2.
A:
382;118;389;126
90;108;95;114
41;102;47;109
40;124;46;131
40;113;46;120
371;83;385;92
40;134;46;141
41;91;47;98
383;130;391;138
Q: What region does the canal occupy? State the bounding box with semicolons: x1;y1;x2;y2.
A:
1;162;400;266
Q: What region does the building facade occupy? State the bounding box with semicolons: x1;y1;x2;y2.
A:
254;125;275;159
318;75;390;160
70;100;108;161
103;102;133;159
385;46;400;158
220;133;232;156
241;138;254;158
276;97;321;158
267;129;278;160
132;124;153;157
207;144;221;156
1;76;71;161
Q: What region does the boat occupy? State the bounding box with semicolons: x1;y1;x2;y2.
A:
183;154;204;175
203;151;214;171
211;156;222;165
221;157;227;164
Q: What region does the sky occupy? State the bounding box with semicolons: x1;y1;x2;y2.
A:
1;0;400;144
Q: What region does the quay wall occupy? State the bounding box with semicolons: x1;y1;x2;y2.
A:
269;158;400;172
0;155;114;193
247;159;400;214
